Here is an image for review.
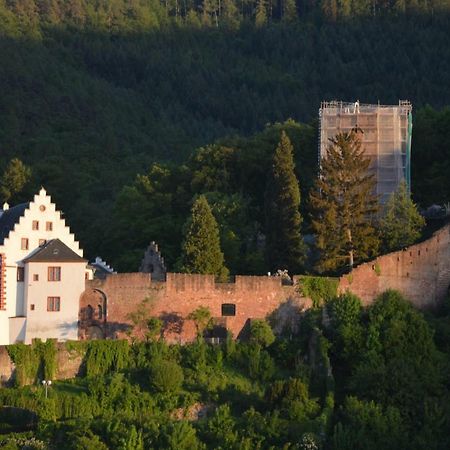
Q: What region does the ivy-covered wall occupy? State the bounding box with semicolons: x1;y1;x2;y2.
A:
0;340;131;387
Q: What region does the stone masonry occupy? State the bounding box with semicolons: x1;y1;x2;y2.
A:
79;224;450;343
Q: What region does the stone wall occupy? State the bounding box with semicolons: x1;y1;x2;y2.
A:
79;224;450;342
79;273;308;343
338;224;450;308
0;343;83;386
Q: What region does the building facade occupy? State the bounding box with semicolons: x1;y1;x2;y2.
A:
0;188;86;345
319;100;413;204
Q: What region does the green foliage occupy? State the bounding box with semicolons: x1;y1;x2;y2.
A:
149;360;184;393
6;340;57;387
327;293;364;366
160;421;204;450
332;397;407;450
350;290;445;423
180;195;229;279
187;306;212;337
310;131;379;273
85;340;130;377
380;180;425;252
249;320;275;348
265;131;306;273
0;158;31;203
297;276;339;308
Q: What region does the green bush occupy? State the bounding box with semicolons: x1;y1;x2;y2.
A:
149;360;184;393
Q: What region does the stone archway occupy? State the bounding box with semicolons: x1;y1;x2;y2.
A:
79;288;108;339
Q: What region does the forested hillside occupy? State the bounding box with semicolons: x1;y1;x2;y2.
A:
1;1;450;270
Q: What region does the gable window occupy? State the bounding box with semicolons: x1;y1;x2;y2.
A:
221;303;236;316
17;267;25;282
46;222;53;231
21;238;29;250
47;297;60;312
48;267;61;281
32;221;39;230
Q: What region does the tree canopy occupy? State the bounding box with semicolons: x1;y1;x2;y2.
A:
180;195;228;278
310;131;379;273
265;131;306;274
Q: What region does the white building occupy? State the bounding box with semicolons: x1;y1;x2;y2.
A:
0;188;87;345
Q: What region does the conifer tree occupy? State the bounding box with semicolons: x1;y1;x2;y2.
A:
265;131;306;273
380;180;425;252
181;195;229;278
310;131;379;273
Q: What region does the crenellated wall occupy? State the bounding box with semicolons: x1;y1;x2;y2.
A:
79;273;307;343
79;224;450;343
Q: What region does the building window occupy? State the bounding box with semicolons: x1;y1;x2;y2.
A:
221;303;236;316
17;267;24;282
39;239;46;246
30;304;35;311
47;297;60;312
21;238;29;250
32;221;39;230
48;267;61;281
33;274;39;281
46;222;53;231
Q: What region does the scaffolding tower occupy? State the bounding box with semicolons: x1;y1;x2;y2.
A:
319;100;413;204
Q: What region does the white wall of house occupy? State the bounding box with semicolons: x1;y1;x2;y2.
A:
23;262;85;343
0;188;85;345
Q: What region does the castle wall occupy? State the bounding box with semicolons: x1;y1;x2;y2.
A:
338;224;450;308
79;225;450;343
79;273;306;343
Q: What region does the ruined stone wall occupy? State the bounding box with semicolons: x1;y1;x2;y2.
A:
0;343;83;386
79;273;307;343
338;224;450;308
79;225;450;342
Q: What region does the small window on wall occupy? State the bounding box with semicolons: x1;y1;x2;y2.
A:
47;297;60;312
46;222;53;231
33;274;39;281
17;267;24;282
32;221;39;230
221;303;236;316
21;238;29;250
48;266;61;281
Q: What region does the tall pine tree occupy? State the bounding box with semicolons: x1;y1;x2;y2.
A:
265;131;306;273
310;130;379;273
180;195;229;278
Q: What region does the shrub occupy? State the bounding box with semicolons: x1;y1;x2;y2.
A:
149;360;184;393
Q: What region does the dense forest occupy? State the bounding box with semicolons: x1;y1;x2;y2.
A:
1;289;450;449
1;1;450;272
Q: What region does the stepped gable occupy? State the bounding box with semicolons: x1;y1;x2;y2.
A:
23;239;86;263
0;203;29;245
140;241;166;281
